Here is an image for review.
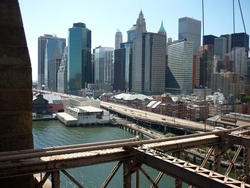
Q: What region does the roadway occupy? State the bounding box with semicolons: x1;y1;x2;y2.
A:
101;101;214;131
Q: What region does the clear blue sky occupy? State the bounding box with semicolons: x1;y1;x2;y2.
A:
19;0;250;81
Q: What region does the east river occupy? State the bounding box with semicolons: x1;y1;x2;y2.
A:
33;120;188;188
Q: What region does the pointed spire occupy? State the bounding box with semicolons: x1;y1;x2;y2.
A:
158;20;166;35
139;10;143;16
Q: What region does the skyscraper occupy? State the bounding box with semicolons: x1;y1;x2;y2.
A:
114;48;126;91
67;22;92;94
121;42;133;91
127;24;136;42
231;32;249;52
131;12;166;95
214;36;227;59
38;34;66;91
94;46;114;85
178;17;201;54
57;46;68;93
199;45;214;89
115;30;123;49
143;32;166;95
132;11;147;93
167;40;193;94
203;35;217;45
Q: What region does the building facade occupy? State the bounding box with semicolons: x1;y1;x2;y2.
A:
57;47;68;93
167;40;193;94
231;32;249;52
38;34;66;91
199;44;214;89
115;30;123;49
67;23;92;94
131;11;147;93
94;46;114;85
131;12;166;95
121;42;133;91
178;17;201;54
143;32;166;95
114;48;126;91
127;24;136;42
211;71;240;98
214;36;227;59
203;35;217;45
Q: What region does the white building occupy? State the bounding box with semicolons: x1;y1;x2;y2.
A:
57;106;110;126
167;40;193;95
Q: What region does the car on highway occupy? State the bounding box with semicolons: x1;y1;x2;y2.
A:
162;118;166;120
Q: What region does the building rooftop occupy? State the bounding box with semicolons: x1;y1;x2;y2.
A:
78;106;103;113
33;93;62;104
113;93;153;101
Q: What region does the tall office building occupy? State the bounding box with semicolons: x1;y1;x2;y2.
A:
214;36;227;59
231;33;249;52
203;35;217;45
115;30;123;49
229;47;247;79
132;11;147;93
121;42;133;90
38;34;66;91
167;40;193;94
143;32;166;95
127;24;136;42
199;45;214;89
67;22;92;94
94;46;114;85
211;71;240;98
114;48;126;91
178;17;201;54
131;13;166;95
57;46;68;93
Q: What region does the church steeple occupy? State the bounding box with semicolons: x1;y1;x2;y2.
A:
158;21;166;35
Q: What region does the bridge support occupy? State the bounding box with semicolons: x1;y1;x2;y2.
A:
52;171;60;188
243;147;250;183
213;144;222;173
123;160;141;188
173;151;183;188
123;160;132;188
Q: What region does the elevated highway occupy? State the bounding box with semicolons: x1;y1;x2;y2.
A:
101;101;214;132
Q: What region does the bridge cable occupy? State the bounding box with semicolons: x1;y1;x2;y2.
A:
237;0;247;33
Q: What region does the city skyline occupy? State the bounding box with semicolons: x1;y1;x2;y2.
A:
19;0;250;81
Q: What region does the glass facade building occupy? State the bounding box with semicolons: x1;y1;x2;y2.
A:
127;24;136;42
94;46;114;85
38;34;66;91
120;42;132;90
178;17;201;54
67;23;92;94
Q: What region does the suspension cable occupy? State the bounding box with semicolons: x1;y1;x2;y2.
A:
238;0;247;33
233;0;235;34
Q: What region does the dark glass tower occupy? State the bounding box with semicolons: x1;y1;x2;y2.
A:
38;34;66;91
231;32;249;52
67;22;92;94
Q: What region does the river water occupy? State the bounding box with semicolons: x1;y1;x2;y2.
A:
33;120;187;188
